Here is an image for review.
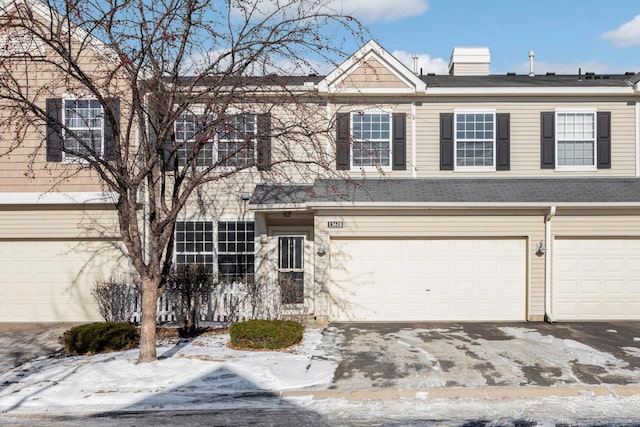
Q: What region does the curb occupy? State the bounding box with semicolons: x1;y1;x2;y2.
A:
281;385;640;401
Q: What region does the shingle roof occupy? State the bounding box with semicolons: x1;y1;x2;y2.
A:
250;184;315;205
251;178;640;206
174;73;637;89
420;74;634;88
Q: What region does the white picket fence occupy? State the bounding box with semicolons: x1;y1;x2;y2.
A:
130;281;283;325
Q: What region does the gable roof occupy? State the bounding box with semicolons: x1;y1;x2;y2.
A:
317;40;426;95
0;0;117;62
250;178;640;209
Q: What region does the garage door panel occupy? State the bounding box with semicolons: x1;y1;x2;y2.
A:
554;238;640;320
0;240;130;322
329;238;526;321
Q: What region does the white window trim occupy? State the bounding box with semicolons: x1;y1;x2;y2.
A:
173;217;257;279
61;96;105;163
174;110;257;169
554;108;597;172
454;109;496;172
350;109;393;172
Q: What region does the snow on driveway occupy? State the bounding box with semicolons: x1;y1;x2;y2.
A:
1;324;640;424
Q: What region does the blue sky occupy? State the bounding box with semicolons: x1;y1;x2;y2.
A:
337;0;640;75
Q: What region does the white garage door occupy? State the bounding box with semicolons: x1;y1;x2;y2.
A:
329;238;527;321
553;239;640;320
0;240;130;322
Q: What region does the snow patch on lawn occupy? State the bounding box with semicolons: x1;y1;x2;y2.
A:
0;328;336;415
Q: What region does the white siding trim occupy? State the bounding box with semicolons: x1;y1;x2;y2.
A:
411;101;417;178
636;101;640;177
0;192;118;204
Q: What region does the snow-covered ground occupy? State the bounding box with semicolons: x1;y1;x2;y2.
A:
1;327;640;425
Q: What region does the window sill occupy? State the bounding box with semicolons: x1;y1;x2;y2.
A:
454;166;497;173
554;166;597;172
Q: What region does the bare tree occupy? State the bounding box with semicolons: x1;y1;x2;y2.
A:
0;0;365;362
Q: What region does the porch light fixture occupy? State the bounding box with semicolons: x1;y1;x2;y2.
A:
317;243;326;256
240;192;251;201
538;240;547;254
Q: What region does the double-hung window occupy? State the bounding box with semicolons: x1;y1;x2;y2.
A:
175;112;214;167
351;111;391;169
455;111;495;170
175;221;215;274
217;114;256;167
555;111;596;169
63;99;104;158
217;221;255;283
174;112;256;167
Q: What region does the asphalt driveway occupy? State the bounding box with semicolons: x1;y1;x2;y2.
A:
314;322;640;390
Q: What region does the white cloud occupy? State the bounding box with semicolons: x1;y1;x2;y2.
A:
602;15;640;47
330;0;429;22
392;50;448;75
234;0;428;23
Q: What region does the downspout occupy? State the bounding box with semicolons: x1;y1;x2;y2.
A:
544;205;557;323
142;92;151;265
636;100;639;177
412;101;417;178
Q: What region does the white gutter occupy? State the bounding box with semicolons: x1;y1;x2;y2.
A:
544;205;557;323
249;201;640;212
411;101;417;178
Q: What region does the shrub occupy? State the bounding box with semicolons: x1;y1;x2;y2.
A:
165;264;215;335
229;319;304;350
63;322;138;354
92;276;140;323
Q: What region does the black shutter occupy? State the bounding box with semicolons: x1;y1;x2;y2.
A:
154;104;176;172
440;113;454;170
392;113;406;170
256;113;271;171
336;113;350;170
540;112;555;169
597;111;611;169
103;97;119;161
496;113;510;170
46;98;63;162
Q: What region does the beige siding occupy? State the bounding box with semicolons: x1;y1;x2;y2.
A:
414;97;637;177
552;213;640;236
331;102;414;178
0;207;120;239
313;210;547;320
337;59;409;89
0;9;133;193
450;63;489;76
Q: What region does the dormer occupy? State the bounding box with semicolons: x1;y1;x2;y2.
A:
317;40;426;95
448;47;490;76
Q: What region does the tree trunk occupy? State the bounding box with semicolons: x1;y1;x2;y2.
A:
137;276;159;363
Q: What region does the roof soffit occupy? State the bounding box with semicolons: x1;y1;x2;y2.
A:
318;40;426;95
